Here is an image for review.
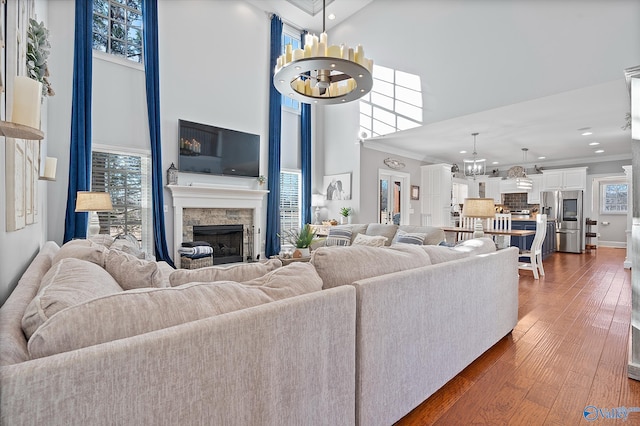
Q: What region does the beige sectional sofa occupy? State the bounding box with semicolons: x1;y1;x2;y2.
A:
0;230;518;426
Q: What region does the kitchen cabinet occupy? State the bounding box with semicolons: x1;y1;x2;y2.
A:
511;219;556;260
451;180;468;205
421;164;452;227
527;174;543;204
485;177;502;203
542;167;587;191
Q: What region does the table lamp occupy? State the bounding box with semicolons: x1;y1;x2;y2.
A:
75;191;113;237
462;198;495;238
311;193;326;224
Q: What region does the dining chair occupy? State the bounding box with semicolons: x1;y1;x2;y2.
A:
493;213;512;249
459;216;493;241
518;214;547;279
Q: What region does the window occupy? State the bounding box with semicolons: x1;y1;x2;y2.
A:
281;26;301;112
280;170;301;233
601;182;628;214
91;148;153;254
93;0;143;63
359;64;423;138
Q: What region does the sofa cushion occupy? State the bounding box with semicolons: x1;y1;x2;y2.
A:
325;226;352;247
110;235;147;259
169;258;282;287
310;244;431;289
418;237;496;264
365;224;398;246
104;249;169;290
352;233;388;247
51;239;108;270
394;230;426;245
88;234;115;248
22;258;123;339
27;263;322;359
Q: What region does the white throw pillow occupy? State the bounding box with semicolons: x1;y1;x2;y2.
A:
352;233;388;247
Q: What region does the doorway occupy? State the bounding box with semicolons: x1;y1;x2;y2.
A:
378;170;410;225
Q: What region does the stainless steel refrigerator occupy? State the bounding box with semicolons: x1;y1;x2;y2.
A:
540;190;583;253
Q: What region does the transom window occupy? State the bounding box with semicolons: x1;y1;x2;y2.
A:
91;148;153;254
281;26;301;112
92;0;144;63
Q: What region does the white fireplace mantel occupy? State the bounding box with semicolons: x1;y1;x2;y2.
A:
167;184;268;265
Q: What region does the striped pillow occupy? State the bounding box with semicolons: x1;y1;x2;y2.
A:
395;230;426;245
325;226;352;247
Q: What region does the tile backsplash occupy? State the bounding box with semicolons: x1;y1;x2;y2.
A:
501;193;540;212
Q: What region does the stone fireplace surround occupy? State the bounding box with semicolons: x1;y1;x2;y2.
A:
167;184;268;268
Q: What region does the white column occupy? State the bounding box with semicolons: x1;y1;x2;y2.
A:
624;165;633;269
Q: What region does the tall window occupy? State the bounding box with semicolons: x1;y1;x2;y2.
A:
281;26;301;112
601;182;628;214
280;170;301;232
91;148;153;254
92;0;143;63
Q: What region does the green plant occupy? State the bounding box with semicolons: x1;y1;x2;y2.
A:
340;207;352;217
26;18;54;97
278;224;316;248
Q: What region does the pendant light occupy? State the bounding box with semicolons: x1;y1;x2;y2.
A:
272;0;373;105
463;133;486;180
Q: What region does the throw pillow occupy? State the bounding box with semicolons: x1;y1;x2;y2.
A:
311;244;431;289
324;226;352;247
27;263;322;359
395;230;426;245
352;233;388;247
169;258;282;287
110;234;146;259
22;258;123;339
51;239;108;270
104;249;169;290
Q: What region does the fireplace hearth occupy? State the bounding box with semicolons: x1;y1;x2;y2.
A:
193;224;243;265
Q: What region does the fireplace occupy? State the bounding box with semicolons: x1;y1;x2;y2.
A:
193;224;244;265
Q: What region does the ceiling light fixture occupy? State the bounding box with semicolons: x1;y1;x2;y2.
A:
581;131;593;136
513;148;533;190
463;132;486;180
273;0;373;105
595;149;604;153
589;141;600;146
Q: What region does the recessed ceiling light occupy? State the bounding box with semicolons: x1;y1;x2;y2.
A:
589;142;600;146
581;131;593;136
538;156;546;160
328;13;336;20
595;149;604;154
492;161;499;165
459;150;467;154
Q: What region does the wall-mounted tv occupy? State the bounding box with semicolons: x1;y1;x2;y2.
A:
178;119;260;178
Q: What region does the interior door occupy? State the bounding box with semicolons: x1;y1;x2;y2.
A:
379;170;410;225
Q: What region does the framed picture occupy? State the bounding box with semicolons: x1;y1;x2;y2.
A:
411;185;420;200
323;173;351;201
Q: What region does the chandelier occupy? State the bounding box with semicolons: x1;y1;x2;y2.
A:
272;0;373;105
463;132;486;180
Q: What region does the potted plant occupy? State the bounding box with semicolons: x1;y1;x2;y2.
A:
278;224;316;257
339;207;352;224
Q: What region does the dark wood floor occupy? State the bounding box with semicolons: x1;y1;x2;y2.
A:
397;247;640;425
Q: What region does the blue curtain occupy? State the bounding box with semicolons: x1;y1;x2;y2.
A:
265;15;283;258
63;0;93;243
143;0;175;267
300;31;312;226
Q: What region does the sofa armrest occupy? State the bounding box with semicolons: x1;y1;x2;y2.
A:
0;287;356;426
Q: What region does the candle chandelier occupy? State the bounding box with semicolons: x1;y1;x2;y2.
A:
464;132;486;180
273;0;373;105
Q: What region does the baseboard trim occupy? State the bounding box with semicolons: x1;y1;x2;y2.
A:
597;241;627;248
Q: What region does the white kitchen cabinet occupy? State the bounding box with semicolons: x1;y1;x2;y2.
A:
421;164;452;227
527;174;543;204
542;167;587;190
485;177;502;204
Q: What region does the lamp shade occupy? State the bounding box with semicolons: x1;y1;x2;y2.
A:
311;193;326;207
462;198;495;218
75;191;113;212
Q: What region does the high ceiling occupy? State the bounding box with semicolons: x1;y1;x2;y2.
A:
248;0;638;170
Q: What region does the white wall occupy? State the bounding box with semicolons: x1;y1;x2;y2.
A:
0;1;50;304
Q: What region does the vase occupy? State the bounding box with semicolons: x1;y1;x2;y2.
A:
293;247;310;258
340;216;347;225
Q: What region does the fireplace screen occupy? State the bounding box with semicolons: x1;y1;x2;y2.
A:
192;224;243;265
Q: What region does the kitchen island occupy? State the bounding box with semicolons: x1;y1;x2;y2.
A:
510;217;556;259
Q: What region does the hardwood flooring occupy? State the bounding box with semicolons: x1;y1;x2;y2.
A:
397;247;640;425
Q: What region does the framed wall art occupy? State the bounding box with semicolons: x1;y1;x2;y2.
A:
323;173;352;201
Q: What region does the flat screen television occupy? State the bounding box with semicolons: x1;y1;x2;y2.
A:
178;119;260;178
